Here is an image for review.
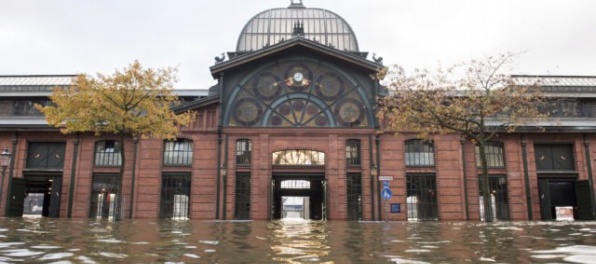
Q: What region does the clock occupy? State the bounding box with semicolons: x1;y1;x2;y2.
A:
293;72;304;82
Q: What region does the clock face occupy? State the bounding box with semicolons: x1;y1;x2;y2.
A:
293;72;304;82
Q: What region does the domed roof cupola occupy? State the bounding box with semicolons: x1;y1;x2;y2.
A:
235;0;360;53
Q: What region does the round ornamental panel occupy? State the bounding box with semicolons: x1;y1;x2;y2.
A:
315;73;344;101
284;64;313;90
253;72;281;101
314;115;328;127
233;98;262;126
334;98;365;127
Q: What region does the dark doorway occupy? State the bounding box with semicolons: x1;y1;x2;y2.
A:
7;175;62;218
539;178;581;220
270;175;326;220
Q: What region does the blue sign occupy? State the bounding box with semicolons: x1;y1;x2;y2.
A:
381;187;392;200
391;203;401;213
383;180;389;188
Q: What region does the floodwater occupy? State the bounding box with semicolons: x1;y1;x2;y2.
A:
0;218;594;263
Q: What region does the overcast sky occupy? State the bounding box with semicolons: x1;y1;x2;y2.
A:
1;0;595;88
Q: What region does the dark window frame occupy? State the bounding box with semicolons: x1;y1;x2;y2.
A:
534;144;575;171
163;138;193;166
405;139;435;167
346;139;361;166
406;174;438;221
236;139;252;165
94;140;122;167
475;141;505;168
478;174;510;221
160;173;191;219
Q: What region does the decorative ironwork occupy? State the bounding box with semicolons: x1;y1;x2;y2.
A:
346;173;362;221
405;139;435;166
227;61;370;128
406;174;438;221
272;150;325;165
234;173;251;220
160;174;191;219
478;175;510;221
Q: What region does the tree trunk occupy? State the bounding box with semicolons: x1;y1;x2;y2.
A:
478;140;494;222
117;133;126;220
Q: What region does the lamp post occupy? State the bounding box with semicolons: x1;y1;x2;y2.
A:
0;147;12;203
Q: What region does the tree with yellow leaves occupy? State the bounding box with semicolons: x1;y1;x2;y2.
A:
377;53;548;222
37;61;194;219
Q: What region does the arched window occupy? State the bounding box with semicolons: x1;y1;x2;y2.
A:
94;140;122;166
346;139;361;166
236;139;252;165
163;139;193;166
272;150;325;165
475;141;505;168
404;139;435;166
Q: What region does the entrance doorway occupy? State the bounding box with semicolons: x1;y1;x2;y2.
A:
7;175;62;217
538;178;595;220
271;175;326;220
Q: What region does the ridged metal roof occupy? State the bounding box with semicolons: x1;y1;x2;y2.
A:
0;75;76;86
236;1;359;52
513;75;596;87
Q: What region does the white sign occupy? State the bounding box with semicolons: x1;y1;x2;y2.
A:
378;176;393;181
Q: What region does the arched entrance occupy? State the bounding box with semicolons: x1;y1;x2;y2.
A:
270;175;327;220
269;150;327;220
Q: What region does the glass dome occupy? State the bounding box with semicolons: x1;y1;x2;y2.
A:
236;1;359;52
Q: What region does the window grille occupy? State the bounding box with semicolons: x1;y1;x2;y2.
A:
478;175;510;221
94;140;122;166
346;173;362;221
89;174;121;220
475;142;505;168
236;139;252;165
346;139;361;166
234;173;251;220
163;139;193;165
405;139;435;166
160;174;191;219
406;174;438;221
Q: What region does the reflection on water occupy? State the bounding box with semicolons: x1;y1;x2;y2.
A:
0;218;594;263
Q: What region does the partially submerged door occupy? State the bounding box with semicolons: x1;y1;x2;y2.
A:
48;177;62;218
7;178;26;217
538;179;552;220
576;180;595;220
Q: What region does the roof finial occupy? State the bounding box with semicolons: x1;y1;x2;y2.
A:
289;0;305;8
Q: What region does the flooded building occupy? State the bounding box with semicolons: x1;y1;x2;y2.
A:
0;1;595;221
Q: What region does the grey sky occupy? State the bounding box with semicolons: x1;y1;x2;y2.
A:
1;0;595;88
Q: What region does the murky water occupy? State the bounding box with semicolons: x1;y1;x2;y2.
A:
0;218;594;263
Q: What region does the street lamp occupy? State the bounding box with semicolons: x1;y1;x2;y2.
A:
0;147;12;200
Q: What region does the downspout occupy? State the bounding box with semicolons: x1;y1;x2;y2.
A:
369;135;375;220
67;134;81;218
376;134;382;221
520;135;533;220
460;136;469;220
222;134;229;220
215;72;225;220
4;134;17;216
128;136;138;219
583;135;596;219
